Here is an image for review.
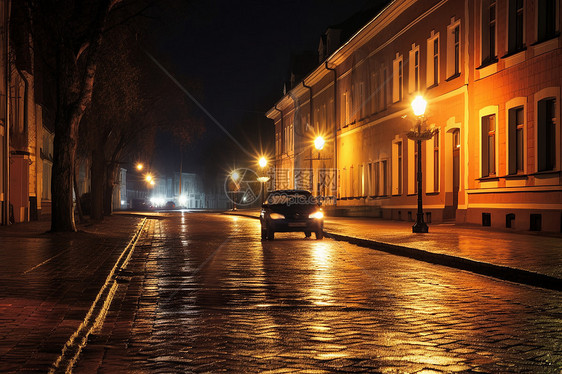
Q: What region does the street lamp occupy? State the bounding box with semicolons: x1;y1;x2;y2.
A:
257;157;269;204
230;170;240;211
314;136;325;199
407;96;437;233
136;163;144;171
314;136;325;151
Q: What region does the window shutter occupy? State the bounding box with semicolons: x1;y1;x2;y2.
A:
508;0;517;52
537;100;547;171
482;117;489;177
508;109;517;174
538;0;546;41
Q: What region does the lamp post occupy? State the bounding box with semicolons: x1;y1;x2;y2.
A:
407;96;436;233
257;157;270;204
314;136;325;198
230;170;240;211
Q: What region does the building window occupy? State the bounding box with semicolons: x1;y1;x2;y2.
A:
371;72;378;113
341;91;350;127
360;164;365;196
409;45;420;93
508;0;525;53
447;21;461;78
537;0;558;43
482;114;496;176
359;81;366;118
481;0;497;65
381;67;388;109
508;106;525;174
393;141;403;195
371;162;380;196
350;165;355;197
381;160;388;196
408;139;416;195
414;141;419;193
427;34;439;87
366;163;372;196
433;39;439;85
537;98;557;171
433;131;439;191
393;55;403;103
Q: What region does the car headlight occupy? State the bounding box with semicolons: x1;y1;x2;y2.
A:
269;213;285;220
309;211;324;219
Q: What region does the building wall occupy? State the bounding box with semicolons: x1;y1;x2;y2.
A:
467;0;562;231
268;0;562;232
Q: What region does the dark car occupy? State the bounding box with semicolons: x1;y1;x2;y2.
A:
165;201;176;209
260;190;324;240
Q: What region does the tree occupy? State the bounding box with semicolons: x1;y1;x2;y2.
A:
79;28;202;220
22;0;124;231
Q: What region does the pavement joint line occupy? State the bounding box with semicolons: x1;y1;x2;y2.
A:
48;217;148;374
23;248;73;274
221;211;562;292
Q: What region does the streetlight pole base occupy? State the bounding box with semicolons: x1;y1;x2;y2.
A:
412;216;429;233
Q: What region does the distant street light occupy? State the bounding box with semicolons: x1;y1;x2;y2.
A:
136;163;144;171
145;174;153;183
230;170;240;211
259;157;267;169
407;96;437;233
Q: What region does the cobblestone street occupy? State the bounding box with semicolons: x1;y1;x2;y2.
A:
68;213;562;373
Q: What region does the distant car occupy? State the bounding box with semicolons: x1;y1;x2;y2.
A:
165;201;176;209
260;190;324;240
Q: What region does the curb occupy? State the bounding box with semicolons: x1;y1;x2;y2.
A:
222;211;562;292
326;232;562;292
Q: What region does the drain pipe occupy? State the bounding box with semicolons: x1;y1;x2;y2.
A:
324;61;337;206
273;104;283;189
302;80;313;191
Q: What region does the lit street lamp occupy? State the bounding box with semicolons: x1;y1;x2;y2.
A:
407;96;437;233
314;136;325;199
257;157;270;204
314;136;325;152
136;163;144;171
230;170;240;211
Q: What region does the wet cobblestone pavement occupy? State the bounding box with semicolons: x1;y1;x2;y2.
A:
323;217;562;279
70;213;562;373
0;215;143;372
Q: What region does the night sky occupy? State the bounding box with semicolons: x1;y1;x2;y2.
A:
143;0;376;182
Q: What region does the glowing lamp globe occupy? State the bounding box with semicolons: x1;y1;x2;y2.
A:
411;96;427;117
314;136;325;150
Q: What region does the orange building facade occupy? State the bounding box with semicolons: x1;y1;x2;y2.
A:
266;0;561;233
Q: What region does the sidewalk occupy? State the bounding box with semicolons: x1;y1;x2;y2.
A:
0;215;144;372
223;209;562;291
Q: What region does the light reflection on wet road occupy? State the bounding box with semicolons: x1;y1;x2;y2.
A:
75;213;562;372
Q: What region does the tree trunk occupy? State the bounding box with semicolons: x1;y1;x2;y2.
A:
90;147;106;221
103;163;118;216
73;159;85;224
51;110;78;232
48;0;119;232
